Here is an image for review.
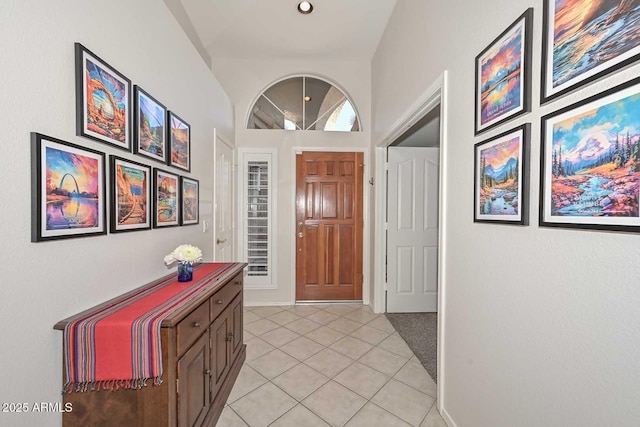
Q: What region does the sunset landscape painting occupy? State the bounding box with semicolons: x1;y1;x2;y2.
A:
475;125;529;224
541;79;640;231
543;0;640;100
476;9;531;134
181;177;198;225
32;134;106;241
154;170;179;227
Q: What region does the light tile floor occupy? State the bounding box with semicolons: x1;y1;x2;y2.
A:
217;304;447;427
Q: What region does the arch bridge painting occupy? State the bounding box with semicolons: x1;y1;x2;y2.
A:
75;43;131;150
541;78;640;232
31;133;106;242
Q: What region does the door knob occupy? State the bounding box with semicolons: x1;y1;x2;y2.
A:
216;238;227;244
297;232;304;238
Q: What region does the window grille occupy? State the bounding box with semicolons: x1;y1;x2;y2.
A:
246;161;269;277
238;149;277;288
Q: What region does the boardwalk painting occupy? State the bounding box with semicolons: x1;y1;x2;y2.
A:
115;161;149;228
542;80;640;230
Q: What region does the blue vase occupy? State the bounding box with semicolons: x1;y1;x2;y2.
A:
177;263;193;282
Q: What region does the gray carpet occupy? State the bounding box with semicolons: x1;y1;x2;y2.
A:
385;312;437;383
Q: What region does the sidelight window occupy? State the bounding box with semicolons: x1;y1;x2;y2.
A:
238;148;277;288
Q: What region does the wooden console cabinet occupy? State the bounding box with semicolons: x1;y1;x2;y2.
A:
54;263;247;427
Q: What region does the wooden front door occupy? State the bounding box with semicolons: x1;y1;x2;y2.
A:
296;151;364;301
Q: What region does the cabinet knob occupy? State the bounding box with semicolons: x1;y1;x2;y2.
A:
193;321;201;328
216;300;223;305
205;369;211;377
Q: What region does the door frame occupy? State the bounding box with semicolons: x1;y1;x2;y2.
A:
213;130;235;261
290;147;370;305
374;71;448;413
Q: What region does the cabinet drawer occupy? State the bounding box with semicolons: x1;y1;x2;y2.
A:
177;301;209;357
210;276;242;321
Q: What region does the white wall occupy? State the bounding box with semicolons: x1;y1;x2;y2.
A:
0;1;232;426
372;1;640;426
211;59;373;305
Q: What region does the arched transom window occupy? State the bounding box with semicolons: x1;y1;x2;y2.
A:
248;76;360;132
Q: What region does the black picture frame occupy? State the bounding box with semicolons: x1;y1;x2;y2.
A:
180;177;199;226
75;43;131;151
109;156;151;233
540;76;640;233
474;123;530;225
153;168;180;228
167;111;191;172
474;8;533;135
134;86;167;164
31;133;107;242
541;0;640;104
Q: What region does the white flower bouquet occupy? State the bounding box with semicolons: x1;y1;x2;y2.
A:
164;244;203;266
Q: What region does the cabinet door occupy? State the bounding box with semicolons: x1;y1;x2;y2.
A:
209;307;231;400
178;332;210;427
230;293;243;361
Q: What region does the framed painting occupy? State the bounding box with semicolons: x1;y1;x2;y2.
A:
475;8;533;135
180;177;199;225
31;133;106;242
168;111;191;172
153;168;180;228
75;43;131;151
474;124;530;225
542;0;640;103
540;76;640;232
109;156;151;233
134;86;167;164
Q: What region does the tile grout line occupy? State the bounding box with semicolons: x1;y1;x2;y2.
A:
238;305;435;427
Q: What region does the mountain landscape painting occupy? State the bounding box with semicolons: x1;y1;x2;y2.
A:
544;0;640;100
542;81;640;228
475;125;528;224
135;88;166;162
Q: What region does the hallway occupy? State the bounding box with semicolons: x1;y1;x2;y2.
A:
217;304;445;426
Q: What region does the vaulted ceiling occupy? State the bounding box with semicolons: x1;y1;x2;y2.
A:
172;0;397;61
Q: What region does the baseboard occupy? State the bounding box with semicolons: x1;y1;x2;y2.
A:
243;301;294;307
441;406;458;427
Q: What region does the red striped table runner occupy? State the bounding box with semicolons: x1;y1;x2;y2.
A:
63;263;236;393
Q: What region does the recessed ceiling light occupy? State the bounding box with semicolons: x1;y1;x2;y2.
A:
304;96;311;102
297;1;313;14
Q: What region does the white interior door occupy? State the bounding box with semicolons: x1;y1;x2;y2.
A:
214;136;234;262
387;147;439;312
